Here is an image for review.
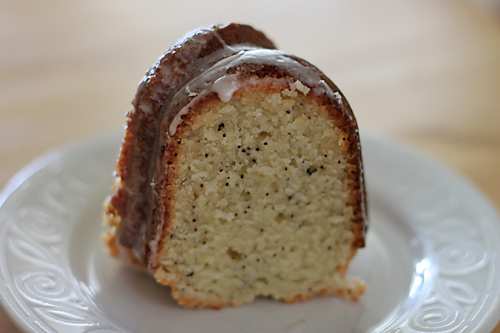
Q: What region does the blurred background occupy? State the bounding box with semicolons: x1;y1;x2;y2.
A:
1;0;500;331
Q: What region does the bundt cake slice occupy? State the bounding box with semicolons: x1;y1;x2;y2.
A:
104;23;367;308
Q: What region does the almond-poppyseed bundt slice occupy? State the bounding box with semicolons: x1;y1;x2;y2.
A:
103;23;367;308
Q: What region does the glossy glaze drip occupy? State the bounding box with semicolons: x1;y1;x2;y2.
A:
212;74;240;102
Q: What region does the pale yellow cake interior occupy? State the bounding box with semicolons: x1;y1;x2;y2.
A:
154;81;365;307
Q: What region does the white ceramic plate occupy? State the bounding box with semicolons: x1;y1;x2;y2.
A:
1;130;499;333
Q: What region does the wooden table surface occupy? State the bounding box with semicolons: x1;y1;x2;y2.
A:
1;0;499;331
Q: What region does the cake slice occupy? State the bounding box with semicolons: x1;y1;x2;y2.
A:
104;23;367;308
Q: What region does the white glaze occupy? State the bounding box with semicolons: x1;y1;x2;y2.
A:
168;100;194;137
212;74;240;102
333;92;343;105
140;102;152;114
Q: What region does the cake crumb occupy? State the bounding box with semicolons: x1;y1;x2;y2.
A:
290;80;311;95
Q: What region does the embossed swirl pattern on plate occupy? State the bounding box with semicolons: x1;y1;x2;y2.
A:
363;138;500;333
0;147;119;332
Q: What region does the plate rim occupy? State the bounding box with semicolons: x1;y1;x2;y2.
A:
360;131;500;332
0;129;499;332
0;130;122;332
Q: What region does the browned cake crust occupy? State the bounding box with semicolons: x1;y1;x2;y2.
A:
105;23;367;277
